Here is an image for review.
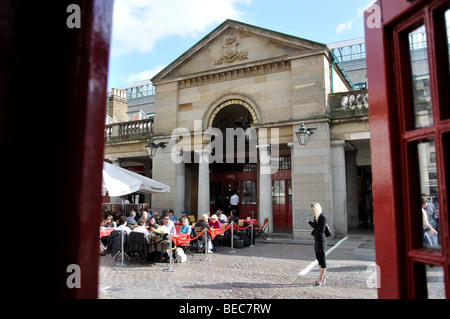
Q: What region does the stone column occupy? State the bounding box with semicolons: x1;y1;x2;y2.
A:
257;144;273;233
331;140;347;235
345;150;358;228
143;163;152;207
175;152;185;216
288;142;295;229
196;150;211;216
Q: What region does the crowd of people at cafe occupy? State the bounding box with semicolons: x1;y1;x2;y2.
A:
100;205;247;262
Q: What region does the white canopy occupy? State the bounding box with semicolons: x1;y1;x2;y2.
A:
102;161;170;196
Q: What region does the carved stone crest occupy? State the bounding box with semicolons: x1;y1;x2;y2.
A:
214;32;248;65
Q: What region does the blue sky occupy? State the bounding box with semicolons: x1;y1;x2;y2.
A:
107;0;375;90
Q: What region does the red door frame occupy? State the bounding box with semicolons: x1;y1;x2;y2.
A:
210;171;257;218
272;170;292;228
365;0;450;298
0;1;113;298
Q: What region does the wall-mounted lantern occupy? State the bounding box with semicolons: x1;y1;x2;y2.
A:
295;122;316;146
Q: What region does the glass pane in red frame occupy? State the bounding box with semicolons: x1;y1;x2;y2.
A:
416;139;442;251
408;25;434;128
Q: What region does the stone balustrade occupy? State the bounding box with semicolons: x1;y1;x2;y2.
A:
105;118;154;142
328;89;369;120
329;89;369;110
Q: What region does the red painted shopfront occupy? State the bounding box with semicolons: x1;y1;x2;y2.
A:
209;157;292;229
365;0;450;298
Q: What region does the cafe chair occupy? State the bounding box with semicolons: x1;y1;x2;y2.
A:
193;226;209;253
191;226;204;252
177;238;193;258
126;232;149;264
188;215;196;224
254;217;269;240
105;229;128;261
212;233;224;251
188;227;199;251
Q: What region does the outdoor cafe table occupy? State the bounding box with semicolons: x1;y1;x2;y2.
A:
243;219;258;226
207;227;225;240
172;233;190;246
100;228;114;238
242;219;257;236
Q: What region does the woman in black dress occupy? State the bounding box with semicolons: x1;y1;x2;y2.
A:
307;202;327;286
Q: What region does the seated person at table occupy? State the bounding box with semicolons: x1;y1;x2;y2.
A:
152;216;173;261
195;214;210;230
216;210;227;224
168;209;177;222
209;214;223;252
229;209;239;225
132;217;150;243
127;210;137;226
179;217;191;235
148;217;159;231
195;214;213;253
100;215;117;252
102;215;117;228
208;214;221;229
179;210;189;222
141;210;151;226
116;216;131;235
111;209;122;221
160;213;177;236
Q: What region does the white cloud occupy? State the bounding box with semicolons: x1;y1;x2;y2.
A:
125;65;166;83
335;0;375;35
111;0;250;56
336;21;352;34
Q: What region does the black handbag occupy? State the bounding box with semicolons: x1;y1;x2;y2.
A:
324;224;332;237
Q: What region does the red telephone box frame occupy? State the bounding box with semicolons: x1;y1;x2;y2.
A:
0;0;113;298
365;0;450;298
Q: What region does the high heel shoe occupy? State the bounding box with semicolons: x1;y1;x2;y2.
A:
313;277;326;286
313;278;323;286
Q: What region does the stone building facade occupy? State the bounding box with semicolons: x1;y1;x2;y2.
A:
104;20;371;239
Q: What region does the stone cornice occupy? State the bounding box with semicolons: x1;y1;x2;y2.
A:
178;59;291;89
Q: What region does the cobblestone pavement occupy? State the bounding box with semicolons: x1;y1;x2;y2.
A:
98;231;378;299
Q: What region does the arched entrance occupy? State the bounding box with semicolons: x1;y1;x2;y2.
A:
207;99;258;131
208;99;258;218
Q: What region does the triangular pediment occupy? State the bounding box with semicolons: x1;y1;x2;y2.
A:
151;19;327;84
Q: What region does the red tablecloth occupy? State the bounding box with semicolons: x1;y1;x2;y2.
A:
243;219;258;225
208;227;225;240
100;228;114;238
230;224;239;231
172;233;190;246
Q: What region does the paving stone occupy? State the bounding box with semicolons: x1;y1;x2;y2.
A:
98;232;378;299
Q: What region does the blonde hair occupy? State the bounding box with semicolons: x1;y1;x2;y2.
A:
311;202;322;222
200;214;209;222
210;214;218;221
